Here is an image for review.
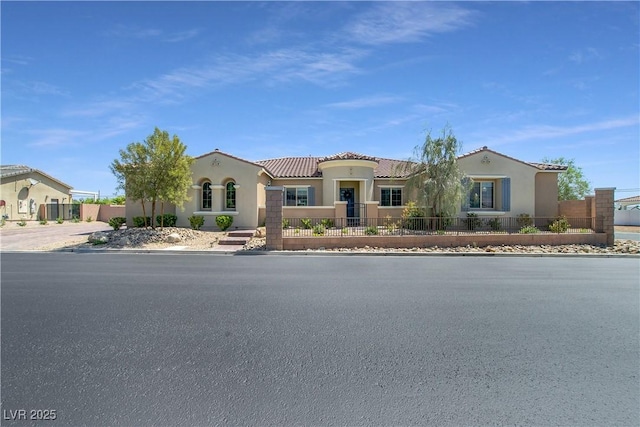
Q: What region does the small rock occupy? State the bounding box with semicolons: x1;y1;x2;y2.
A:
88;231;109;244
167;233;181;243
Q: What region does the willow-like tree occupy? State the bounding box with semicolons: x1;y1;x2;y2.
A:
397;126;467;220
541;156;591;200
110;128;194;228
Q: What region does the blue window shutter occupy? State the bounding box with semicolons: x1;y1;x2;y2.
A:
501;178;511;211
461;177;471;211
308;187;315;206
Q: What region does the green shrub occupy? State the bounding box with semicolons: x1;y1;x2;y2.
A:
516;213;533;228
17;219;27;227
312;224;325;236
72;216;81;223
519;225;540;234
465;213;482;230
86;216;93;223
188;215;205;230
156;213;178;227
384;215;399;233
341;228;348;235
133;216;151;228
548;216;570;233
56;217;64;224
282;218;290;229
487;217;501;231
39;218;48;225
320;218;334;228
300;218;313;229
108;217;126;230
431;214;452;231
402;201;426;230
365;225;379;235
215;215;234;231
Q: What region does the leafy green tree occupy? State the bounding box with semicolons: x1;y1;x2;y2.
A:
541;156;591;200
110;128;193;228
397;126;467;218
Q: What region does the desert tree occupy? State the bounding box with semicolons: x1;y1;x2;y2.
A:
541;156;591;200
397;126;468;221
110;127;193;228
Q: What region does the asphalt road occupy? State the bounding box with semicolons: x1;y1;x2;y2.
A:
2;253;638;426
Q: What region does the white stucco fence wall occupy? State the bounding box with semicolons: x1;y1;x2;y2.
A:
614;209;640;226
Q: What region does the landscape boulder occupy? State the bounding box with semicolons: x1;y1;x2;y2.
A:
88;231;109;244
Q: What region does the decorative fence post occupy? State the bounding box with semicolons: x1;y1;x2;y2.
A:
594;188;615;246
265;186;284;250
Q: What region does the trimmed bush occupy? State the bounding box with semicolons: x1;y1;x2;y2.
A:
548;216;570;233
300;218;312;229
56;217;64;224
320;218;334;228
365;225;379;235
519;225;540;234
215;215;234;231
402;201;426;230
312;224;325;236
189;215;205;230
282;218;290;229
133;216;151;228
108;217;127;231
156;213;177;227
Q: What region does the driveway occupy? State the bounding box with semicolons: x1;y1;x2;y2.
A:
0;221;112;251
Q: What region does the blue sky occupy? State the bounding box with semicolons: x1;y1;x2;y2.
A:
2;1;639;199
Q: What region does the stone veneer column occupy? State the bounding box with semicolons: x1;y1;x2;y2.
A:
265;186;284;250
594;188;615;246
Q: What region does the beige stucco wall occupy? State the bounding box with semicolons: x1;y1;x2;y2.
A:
0;172;71;221
457;151;540;217
535;172;560;217
318;161;376;205
270;179;323;207
183;151;264;229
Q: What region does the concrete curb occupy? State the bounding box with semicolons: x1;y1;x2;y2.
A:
2;248;638;258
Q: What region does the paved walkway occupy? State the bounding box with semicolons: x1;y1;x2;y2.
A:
0;221;112;251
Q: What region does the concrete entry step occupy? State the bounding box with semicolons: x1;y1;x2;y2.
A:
218;237;251;245
227;230;255;238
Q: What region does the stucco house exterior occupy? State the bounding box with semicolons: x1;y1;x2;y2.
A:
126;146;567;229
0;165;73;221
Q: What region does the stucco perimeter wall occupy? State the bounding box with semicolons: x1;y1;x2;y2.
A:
559;196;594;218
126;199;177;226
96;205;126;222
284;233;607;250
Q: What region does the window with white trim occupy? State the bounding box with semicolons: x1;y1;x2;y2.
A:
380;188;402;206
225;181;236;210
202;182;212;210
285;187;308;206
468;181;494;209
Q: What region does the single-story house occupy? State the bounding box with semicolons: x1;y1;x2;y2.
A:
0;165;73;221
126;146;567;229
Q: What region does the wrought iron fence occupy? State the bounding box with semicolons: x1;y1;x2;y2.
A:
45;203;80;220
282;216;594;237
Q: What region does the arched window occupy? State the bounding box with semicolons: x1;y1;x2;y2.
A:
225;181;236;210
202;182;212;210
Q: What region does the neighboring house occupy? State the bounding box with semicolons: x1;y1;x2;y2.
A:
0;165;73;221
615;195;640;210
126;146;567;229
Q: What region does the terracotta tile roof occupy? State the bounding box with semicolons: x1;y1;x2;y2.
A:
255;155;413;178
458;146;568;171
255;157;323;178
319;152;379;162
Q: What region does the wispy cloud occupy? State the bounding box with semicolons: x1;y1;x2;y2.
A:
476;115;640;147
15;80;69;97
104;25;200;42
345;2;476;45
569;47;603;64
325;95;403;109
131;47;366;100
1;54;33;66
26;117;144;148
